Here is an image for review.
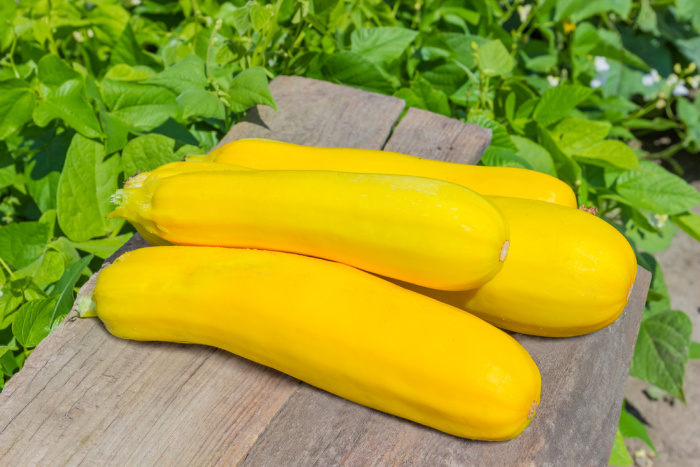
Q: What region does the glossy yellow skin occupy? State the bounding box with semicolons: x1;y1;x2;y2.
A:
191;138;578;208
111;170;509;290
92;246;541;440
397;197;638;337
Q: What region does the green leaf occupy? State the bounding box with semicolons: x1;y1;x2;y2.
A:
572;23;648;70
616;161;700;215
322;52;396;95
249;3;274;31
548;117;611;155
0;221;51;269
351;27;418;66
538;125;582;186
671;210;700;242
574;140;639;170
478;40;514;77
47;254;94;325
394;75;450;117
0;284;24;330
511;136;557;176
99;109;130;155
619;401;656;453
0;79;35;140
177;89;226;121
56;135;120;242
608;429;634;466
146;54;207;95
104;64;154;82
24;129;71;212
110;22;152;68
102;79;182;132
71;235;131;259
480;147;533;169
15;250;65;289
690;342;700;360
533;85;594;127
626;118;678;131
33;56;102;138
630;310;692;401
556;0;632;22
228;66;279;113
122;134;179;178
677;98;700;131
625;217;677;254
467;116;517;151
12;297;59;348
675;37;700;67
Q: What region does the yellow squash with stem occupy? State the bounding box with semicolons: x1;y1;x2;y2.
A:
188;138;578;208
85;246;541;441
111;169;510;291
395;197;638;337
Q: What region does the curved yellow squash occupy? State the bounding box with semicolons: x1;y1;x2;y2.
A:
111;170;509;290
190;138;577;208
396;197;638;337
90;246;541;440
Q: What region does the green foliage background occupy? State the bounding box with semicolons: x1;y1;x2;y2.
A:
1;0;700;461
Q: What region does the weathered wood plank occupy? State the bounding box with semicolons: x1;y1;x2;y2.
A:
0;76;406;465
217;75;405;150
383;107;492;164
240;109;652;466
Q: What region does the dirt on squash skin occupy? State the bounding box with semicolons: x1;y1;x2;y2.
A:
622;175;700;467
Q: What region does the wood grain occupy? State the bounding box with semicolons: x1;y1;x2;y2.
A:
0;76;406;465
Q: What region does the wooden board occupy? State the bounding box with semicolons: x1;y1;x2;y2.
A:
0;76;650;466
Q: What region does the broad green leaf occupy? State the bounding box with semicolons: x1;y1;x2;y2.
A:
102;79;181;131
99;109;129;155
467;116;517;151
351;27;418;66
690;342;700;360
549;117;611;155
677;98;700;131
146;54;207;95
322;52;396;95
608;429;633;466
511;136;556;176
177;89;226;121
0;148;15;189
619;401;656;453
0;221;51;269
47;254;94;324
0;285;24;329
556;0;631;22
572;23;648;70
0;79;35;140
89;3;131;46
626;118;678;131
104;64;154;82
394;75;450;117
625;218;677;254
110;22;152;67
13;297;59;348
56;135;120;242
71;234;131;259
630;310;692;401
417;60;468;95
533;85;594;127
24;129;71;212
49;237;82;268
675;37;700;66
228;67;279;113
574;140;639;170
122;134;179;178
478;40;514;77
616;161;700;215
671;211;700;242
638;252;671;315
33;56;102;138
538;125;581;185
249;3;274;31
15;250;65;289
480;147;533;169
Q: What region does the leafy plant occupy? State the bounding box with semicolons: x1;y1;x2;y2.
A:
1;0;699;461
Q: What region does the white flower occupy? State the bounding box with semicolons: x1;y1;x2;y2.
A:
518;5;532;23
590;78;602;89
667;73;679;86
547;75;560;87
594;56;610;73
672;83;689;96
687;75;700;90
641;69;661;87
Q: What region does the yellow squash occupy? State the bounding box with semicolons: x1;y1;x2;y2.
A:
87;246;541;441
111;169;510;290
395;197;638;337
189;138;578;208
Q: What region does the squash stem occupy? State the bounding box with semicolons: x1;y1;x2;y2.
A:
77;295;97;318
